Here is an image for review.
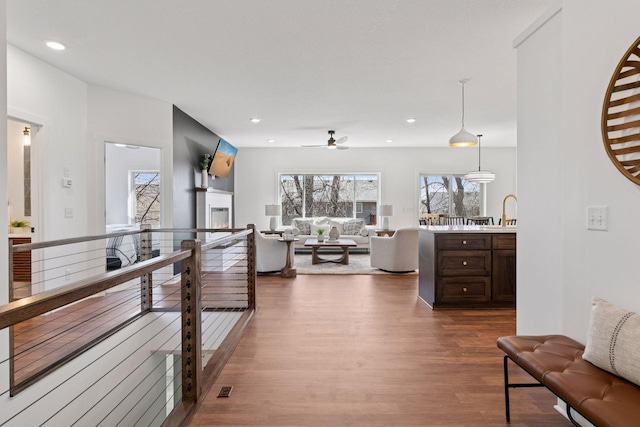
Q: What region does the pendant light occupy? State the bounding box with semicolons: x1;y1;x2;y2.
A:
23;127;31;146
464;134;495;183
449;80;478;147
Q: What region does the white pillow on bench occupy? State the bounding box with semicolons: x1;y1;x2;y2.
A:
583;297;640;386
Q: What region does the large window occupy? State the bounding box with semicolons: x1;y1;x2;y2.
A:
419;175;480;218
279;174;379;225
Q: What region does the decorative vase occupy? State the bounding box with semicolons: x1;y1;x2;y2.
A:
329;226;340;241
200;169;208;188
317;234;325;242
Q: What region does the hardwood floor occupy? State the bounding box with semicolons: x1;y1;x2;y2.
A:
190;274;570;426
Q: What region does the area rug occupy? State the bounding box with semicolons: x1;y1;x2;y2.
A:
294;254;417;275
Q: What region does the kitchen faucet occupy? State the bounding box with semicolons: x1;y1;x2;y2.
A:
501;194;517;227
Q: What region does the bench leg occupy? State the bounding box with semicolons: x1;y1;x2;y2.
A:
502;354;545;423
503;355;511;422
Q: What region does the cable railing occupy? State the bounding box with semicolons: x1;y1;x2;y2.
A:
0;225;257;427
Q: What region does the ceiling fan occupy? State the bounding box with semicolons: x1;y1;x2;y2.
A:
302;130;349;150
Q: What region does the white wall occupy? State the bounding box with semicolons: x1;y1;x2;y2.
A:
234;147;517;231
516;0;640;342
8;44;88;241
87;85;174;232
515;6;564;334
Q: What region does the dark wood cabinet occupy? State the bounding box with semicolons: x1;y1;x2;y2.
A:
419;231;516;309
10;237;32;299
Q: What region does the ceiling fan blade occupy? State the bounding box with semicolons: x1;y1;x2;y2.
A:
336;145;349;150
301;144;326;148
335;136;348;144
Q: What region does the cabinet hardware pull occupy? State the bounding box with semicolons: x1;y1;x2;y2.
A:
462;240;467;245
462;261;467;266
462;287;468;293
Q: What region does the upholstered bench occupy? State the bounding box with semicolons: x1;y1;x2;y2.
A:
498;334;640;426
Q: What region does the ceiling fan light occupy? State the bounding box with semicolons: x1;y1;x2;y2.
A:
449;127;478;147
464;170;495;183
327;144;337;150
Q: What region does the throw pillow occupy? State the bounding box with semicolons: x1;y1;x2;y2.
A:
583;297;640;386
314;217;330;225
343;219;365;235
292;218;313;235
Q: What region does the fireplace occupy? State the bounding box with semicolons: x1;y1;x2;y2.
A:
196;189;233;240
210;207;230;228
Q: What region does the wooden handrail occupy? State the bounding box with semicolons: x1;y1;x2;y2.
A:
0;250;190;330
9;227;250;253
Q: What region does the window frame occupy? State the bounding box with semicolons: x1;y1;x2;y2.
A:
129;170;161;226
277;172;380;225
418;173;483;218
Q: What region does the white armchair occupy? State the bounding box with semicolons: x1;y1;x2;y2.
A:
255;231;288;273
370;228;419;273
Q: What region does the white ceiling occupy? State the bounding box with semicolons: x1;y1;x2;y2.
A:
7;0;554;149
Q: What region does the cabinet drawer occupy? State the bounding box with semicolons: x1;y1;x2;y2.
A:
437;277;491;303
493;234;516;250
438;250;490;276
437;234;491;250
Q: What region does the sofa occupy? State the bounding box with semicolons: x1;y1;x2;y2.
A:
284;217;374;252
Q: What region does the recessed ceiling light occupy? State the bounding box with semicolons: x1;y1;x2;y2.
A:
386;139;393;143
406;118;416;123
250;118;261;123
267;139;275;143
45;40;66;51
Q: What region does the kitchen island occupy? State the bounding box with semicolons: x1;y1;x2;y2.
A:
418;225;516;309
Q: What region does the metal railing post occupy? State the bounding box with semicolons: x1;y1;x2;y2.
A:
246;224;257;310
140;225;153;311
181;239;202;403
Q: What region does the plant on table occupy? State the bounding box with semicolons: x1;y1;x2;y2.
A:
10;220;29;228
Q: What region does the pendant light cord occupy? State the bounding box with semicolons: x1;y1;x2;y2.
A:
477;134;483;171
461;82;466;128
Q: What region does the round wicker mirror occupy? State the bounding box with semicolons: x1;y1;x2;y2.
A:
602;36;640;185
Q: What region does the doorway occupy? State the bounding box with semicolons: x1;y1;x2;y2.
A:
7;118;41;298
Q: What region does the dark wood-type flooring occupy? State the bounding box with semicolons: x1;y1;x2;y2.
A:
190;274;570;426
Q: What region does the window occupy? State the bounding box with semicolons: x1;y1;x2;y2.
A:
130;171;160;225
419;174;480;218
279;174;379;225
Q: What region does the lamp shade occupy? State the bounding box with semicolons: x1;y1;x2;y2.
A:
265;204;281;216
464;170;496;183
449;128;477;147
378;205;394;216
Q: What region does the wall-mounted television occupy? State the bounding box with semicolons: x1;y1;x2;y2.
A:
208;138;237;178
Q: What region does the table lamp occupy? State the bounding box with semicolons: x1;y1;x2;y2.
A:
379;205;394;231
265;204;281;231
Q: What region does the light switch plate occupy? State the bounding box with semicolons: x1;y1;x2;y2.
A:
587;206;608;231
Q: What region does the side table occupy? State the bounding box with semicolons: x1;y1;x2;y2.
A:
262;230;284;236
278;238;299;278
374;229;395;237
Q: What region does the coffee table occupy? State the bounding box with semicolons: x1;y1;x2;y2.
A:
304;238;357;265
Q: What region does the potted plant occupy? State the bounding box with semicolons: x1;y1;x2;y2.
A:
199;154;212;188
316;227;325;242
10;220;30;234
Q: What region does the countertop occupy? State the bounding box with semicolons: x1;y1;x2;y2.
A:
419;225;516;234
